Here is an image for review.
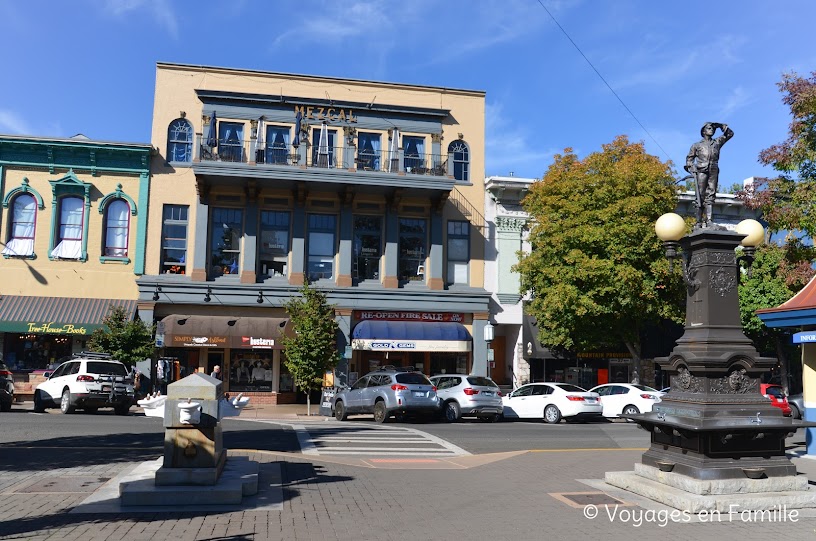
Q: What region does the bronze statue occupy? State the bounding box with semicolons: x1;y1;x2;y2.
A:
685;122;734;227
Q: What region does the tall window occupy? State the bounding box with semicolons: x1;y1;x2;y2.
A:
2;194;36;257
167;119;193;162
264;126;290;165
312;127;336;167
357;132;381;171
447;221;470;285
398;218;427;283
210;208;243;277
307;214;336;281
103;200;130;257
219;122;244;162
50;196;83;259
403;136;425;172
449;140;470;181
260;210;290;278
160;205;188;274
353;215;382;281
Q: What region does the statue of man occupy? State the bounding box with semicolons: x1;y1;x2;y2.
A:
685;122;734;227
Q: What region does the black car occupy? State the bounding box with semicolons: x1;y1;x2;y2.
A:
0;362;14;412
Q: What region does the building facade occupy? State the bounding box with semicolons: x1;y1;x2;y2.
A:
0;135;152;392
138;63;492;403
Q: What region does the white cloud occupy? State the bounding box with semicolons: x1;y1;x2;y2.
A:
485;101;554;177
104;0;178;39
717;86;753;118
0;110;33;135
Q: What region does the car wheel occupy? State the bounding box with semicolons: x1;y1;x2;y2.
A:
373;401;388;423
444;401;461;422
114;403;130;416
60;389;75;414
33;390;46;413
622;405;640;421
790;403;801;420
335;400;347;421
84;407;98;414
544;404;562;424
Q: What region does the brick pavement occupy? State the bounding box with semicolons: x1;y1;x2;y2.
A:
3;402;816;540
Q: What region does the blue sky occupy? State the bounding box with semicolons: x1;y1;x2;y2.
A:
1;0;813;186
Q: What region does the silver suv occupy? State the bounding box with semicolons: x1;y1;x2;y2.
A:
334;366;440;423
430;374;503;422
33;352;134;415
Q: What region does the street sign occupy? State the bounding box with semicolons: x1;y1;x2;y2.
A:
487;348;495;361
344;346;352;359
155;333;165;347
793;332;816;344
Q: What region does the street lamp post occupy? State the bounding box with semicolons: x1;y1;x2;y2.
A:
484;322;495;379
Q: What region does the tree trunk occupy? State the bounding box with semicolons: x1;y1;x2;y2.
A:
774;336;790;395
623;340;643;384
306;391;311;416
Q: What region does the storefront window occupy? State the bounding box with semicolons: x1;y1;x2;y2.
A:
279;357;294;392
229;352;273;392
4;334;73;370
307;214;336;281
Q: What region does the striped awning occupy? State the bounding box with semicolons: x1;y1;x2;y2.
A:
0;295;137;335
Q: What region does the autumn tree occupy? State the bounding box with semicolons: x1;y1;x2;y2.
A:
87;305;155;367
515;135;685;375
281;281;340;415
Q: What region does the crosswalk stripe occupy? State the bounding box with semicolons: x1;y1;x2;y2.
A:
293;424;471;457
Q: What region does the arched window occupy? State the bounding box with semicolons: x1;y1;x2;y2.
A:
51;196;84;259
448;140;469;181
2;194;36;257
103;199;130;257
167;118;193;162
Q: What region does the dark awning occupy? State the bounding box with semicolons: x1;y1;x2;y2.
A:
160;315;292;349
522;314;555;360
351;320;471;352
0;295;137;335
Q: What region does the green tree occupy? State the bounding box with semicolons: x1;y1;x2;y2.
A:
281;282;340;415
738;244;806;394
87;305;155;366
515;135;685;374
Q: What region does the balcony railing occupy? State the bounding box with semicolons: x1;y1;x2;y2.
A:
196;135;451;177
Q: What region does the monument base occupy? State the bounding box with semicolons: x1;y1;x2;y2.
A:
155;449;227;486
120;456;259;507
606;464;816;513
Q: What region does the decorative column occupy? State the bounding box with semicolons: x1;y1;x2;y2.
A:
471;313;489;377
335;308;353;388
289;185;306;286
240;183;258;284
495;217;525;304
428;211;444;290
383;195;400;288
189;183;210;282
337;192;353;287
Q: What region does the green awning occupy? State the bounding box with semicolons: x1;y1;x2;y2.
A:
0;295;137;335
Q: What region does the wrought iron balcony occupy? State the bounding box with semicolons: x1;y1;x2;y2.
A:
195;135;451;177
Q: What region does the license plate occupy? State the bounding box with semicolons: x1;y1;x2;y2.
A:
412;391;426;397
482;392;494;396
102;385;111;392
585;398;596;403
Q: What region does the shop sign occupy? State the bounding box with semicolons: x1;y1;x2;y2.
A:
241;336;275;349
294;105;358;123
169;335;228;347
352;338;471;352
26;322;89;335
357;311;465;323
794;332;816;344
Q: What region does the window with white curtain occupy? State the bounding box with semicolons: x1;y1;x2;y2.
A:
403;136;425;172
51;196;84;259
265;126;291;165
357;132;381;171
2;194;36;257
103;199;130;257
219;122;245;162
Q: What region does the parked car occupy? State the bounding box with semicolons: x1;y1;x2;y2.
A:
501;382;602;423
0;362;14;412
788;392;804;420
760;383;792;417
334;366;440;423
33;352;134;415
589;383;664;419
429;374;503;422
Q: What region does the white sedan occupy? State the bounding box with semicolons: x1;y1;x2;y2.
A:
502;383;603;423
589;383;664;419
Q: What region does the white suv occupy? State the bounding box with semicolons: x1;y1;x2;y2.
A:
34;352;134;415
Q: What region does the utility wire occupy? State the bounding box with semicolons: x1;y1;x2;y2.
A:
536;0;672;162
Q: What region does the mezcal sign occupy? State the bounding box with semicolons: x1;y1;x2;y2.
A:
294;106;358;123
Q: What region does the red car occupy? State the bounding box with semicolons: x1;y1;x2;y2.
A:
760;383;792;417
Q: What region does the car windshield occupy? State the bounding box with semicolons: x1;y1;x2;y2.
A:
87;362;127;376
631;384;659;392
466;376;498;388
765;386;785;398
555;384;588;393
395;373;431;385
